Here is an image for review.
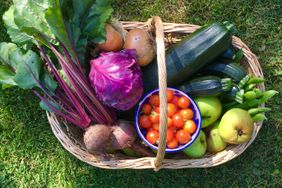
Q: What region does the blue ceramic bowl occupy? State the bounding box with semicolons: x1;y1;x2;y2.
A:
135;88;202;153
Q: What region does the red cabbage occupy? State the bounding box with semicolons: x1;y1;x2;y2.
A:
89;50;143;110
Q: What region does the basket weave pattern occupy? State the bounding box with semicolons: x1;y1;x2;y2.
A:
47;18;265;170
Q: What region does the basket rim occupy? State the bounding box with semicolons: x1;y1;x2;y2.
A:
47;20;265;170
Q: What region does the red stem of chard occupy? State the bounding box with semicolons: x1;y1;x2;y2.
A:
35;37;116;128
38;46;91;128
51;42;115;124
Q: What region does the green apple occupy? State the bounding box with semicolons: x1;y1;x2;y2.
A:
184;130;207;158
219;108;254;144
207;121;227;153
194;96;222;128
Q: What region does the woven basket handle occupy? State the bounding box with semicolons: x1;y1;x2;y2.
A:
148;16;168;171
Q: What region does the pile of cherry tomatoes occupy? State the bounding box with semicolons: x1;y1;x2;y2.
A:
138;89;197;149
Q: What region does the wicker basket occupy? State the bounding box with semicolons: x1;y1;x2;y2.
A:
47;17;265;171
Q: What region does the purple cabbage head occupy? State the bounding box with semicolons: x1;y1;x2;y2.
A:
89;50;143;110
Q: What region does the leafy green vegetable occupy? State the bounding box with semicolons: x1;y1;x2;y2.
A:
41;70;58;93
0;65;16;89
45;0;74;60
3;0;113;65
13;0;55;42
2;5;33;45
39;99;60;112
0;42;57;91
83;0;114;42
9;48;42;89
1;0;115;127
0;42;18;67
45;0;113;64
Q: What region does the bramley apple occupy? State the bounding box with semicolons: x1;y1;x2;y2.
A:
183;130;207;158
194;96;222;128
207;121;227;153
219;108;254;144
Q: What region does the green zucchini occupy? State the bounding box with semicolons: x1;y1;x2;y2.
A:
178;76;232;96
204;62;247;82
142;22;234;93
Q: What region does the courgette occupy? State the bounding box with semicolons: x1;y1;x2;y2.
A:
221;47;235;59
142;22;234;93
204;62;247;82
178;76;232;96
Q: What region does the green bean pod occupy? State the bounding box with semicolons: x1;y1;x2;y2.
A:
260;90;279;103
244;83;256;91
244;91;257;100
232;98;260;109
253;88;262;98
252;113;267;122
246;76;265;84
248;107;271;116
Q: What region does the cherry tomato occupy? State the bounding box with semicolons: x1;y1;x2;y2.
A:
149;95;160;106
139;115;152;129
172;114;184;128
180;109;194;121
167;117;173;128
176;130;191;144
149;113;160;124
154;106;160;113
178;97;190;109
167;89;175;102
146;130;159;144
166;128;174;143
184;120;197;134
152;123;159;131
171;96;179;108
141;104;152;115
167;138;178;149
167;103;177;117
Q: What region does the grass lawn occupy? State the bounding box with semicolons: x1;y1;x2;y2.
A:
1;0;281;187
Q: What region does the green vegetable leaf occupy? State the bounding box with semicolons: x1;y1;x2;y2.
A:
0;65;16;89
45;0;113;64
45;0;73;59
10;49;43;89
84;0;113;43
39;99;60;112
41;70;58;93
0;42;57;91
0;42;18;68
2;6;33;45
13;0;55;44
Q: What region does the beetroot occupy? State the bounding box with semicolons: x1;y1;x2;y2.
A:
83;120;154;157
83;124;111;153
111;120;136;150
